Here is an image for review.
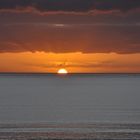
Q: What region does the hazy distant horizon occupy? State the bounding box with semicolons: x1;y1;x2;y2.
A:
0;72;140;74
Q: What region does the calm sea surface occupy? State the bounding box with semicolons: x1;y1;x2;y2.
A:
0;74;140;139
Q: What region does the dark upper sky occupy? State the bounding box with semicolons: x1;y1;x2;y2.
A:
0;0;140;54
0;0;140;13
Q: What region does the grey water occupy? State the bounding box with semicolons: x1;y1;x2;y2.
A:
0;74;140;139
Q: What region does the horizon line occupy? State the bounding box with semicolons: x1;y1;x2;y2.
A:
0;72;140;75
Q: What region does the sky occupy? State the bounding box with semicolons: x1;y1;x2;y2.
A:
0;0;140;73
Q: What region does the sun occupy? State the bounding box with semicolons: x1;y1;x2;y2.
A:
57;68;68;74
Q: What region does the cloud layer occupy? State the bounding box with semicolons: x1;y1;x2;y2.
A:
0;1;139;54
0;23;139;54
0;0;140;14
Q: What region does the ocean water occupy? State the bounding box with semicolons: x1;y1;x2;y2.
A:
0;74;140;139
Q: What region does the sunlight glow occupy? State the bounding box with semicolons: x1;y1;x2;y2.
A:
57;68;68;74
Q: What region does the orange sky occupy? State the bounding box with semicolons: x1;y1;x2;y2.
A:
0;1;140;73
0;52;140;73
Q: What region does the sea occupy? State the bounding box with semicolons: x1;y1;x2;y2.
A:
0;73;140;139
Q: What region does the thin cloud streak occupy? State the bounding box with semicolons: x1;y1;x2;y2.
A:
25;61;140;69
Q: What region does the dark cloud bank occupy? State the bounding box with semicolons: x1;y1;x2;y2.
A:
0;0;140;13
0;24;140;54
